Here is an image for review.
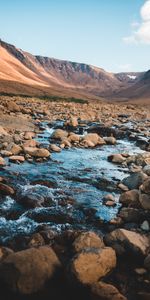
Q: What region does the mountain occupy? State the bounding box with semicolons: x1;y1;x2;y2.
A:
0;39;147;100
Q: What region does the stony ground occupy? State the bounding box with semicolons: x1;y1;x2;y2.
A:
0;95;150;300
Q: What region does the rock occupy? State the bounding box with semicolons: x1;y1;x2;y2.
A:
0;183;15;195
68;116;78;127
49;144;61;152
60;139;72;148
27;233;45;248
70;247;116;285
52;129;68;140
0;126;8;136
119;207;143;223
104;229;150;257
104;136;117;145
140;178;150;194
134;268;147;275
0;246;61;294
68;133;80;143
139;193;150;210
0;247;14;261
0;156;6;166
141;221;150;232
118;184;129;192
73;232;104;252
91;281;127;300
122;172;146;190
83;133;105;146
144;254;150;271
143;165;150;176
119;190;140;207
9;155;25;163
10;144;22;155
0;150;12;157
23;139;38;147
24;131;35;140
23;147;50;158
108;154;125;164
6;101;20;112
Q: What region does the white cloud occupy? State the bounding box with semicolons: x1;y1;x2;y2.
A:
123;0;150;45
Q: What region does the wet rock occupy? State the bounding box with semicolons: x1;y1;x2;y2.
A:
91;281;127;300
17;193;45;208
0;150;12;157
23;146;50;158
73;231;104;253
82;133;105;147
143;165;150;176
139;194;150;210
119;190;140;207
69;247;116;285
104;136;117;145
9;155;25;163
0;246;62;294
108;154;125;164
52;129;68;140
0;156;6;166
49;144;61;152
0;182;15;196
122;172;146;190
104;229;150;257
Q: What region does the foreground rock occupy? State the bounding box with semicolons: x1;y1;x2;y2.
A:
0;246;61;294
104;229;150;257
23;146;50;158
73;231;104;253
91;281;127;300
70;247;116;285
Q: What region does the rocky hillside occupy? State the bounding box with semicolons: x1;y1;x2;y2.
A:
0;39;147;100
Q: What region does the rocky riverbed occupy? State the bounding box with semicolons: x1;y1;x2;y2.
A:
0;96;150;300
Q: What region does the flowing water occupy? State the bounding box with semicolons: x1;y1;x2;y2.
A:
0;123;144;244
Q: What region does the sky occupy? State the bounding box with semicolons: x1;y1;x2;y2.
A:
0;0;149;73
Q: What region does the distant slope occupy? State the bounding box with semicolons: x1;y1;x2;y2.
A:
0;39;147;100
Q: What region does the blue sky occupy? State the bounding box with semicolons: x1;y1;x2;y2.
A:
0;0;149;72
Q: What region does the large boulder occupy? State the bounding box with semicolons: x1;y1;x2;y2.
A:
108;154;125;164
139;193;150;210
52;129;68;140
23;147;50;158
83;133;105;147
0;246;61;294
104;229;150;257
70;247;116;285
73;232;104;253
119;190;140;207
91;281;127;300
122;172;146;190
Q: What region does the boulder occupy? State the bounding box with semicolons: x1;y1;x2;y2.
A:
0;246;61;294
73;232;104;252
49;144;61;152
9;155;25;163
104;229;150;257
68;116;78;127
91;281;127;300
119;207;142;223
23;147;50;158
24;131;35;140
104;136;117;145
122;172;146;190
10;144;22;155
119;190;140;207
70;247;116;285
0;150;12;157
0;183;15;195
6;101;20;112
83;133;105;146
52;129;68;140
108;154;125;164
140;178;150;194
68;134;80;143
23;139;38;148
139;193;150;210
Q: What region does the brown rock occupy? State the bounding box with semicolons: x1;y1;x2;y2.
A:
70;247;116;285
0;183;15;195
0;246;61;294
119;190;140;207
73;231;104;253
9;155;25;163
91;281;127;300
0;156;6;166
